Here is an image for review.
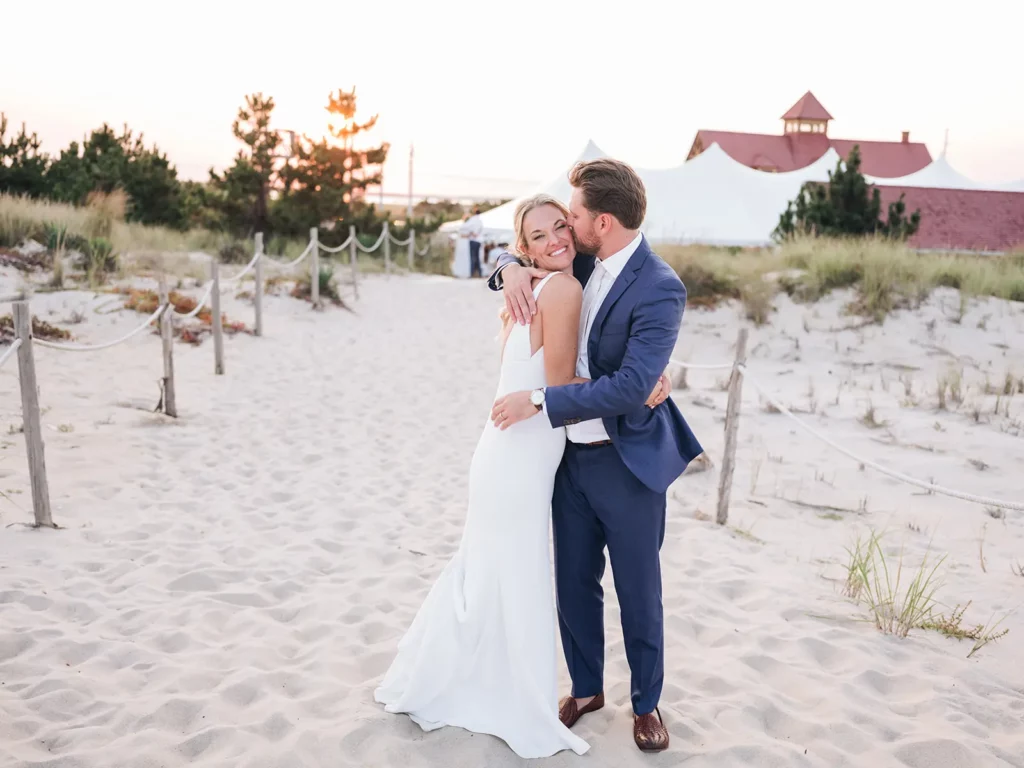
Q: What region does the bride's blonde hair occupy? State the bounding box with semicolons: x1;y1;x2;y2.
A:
509;194;572;266
497;194;572;327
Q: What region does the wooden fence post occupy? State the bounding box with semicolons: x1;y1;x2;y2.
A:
716;328;748;526
383;222;391;275
12;301;53;528
211;260;225;375
408;229;415;270
349;225;359;300
309;227;320;310
158;278;177;418
254;232;264;337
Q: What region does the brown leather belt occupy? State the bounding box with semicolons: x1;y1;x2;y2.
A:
573;439;613;448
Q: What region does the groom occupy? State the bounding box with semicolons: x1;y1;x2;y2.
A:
488;158;702;752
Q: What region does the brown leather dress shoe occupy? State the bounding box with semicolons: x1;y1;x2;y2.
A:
633;707;669;751
558;692;605;728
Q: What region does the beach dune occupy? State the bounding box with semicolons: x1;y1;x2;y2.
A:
1;271;1023;767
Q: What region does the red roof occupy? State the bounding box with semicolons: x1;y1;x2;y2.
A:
692;130;932;178
875;186;1024;253
782;91;833;121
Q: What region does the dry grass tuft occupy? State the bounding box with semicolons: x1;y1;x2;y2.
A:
84;189;127;239
739;277;775;325
842;529;945;638
1;314;72;342
918;602;1010;658
118;287;205;319
859;401;887;429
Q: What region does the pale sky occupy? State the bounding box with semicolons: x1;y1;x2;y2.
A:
3;0;1022;200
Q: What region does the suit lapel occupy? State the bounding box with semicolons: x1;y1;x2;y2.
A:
587;237;651;354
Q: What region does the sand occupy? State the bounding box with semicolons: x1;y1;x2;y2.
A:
1;264;1023;767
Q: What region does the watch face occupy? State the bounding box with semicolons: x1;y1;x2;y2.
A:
531;390;544;405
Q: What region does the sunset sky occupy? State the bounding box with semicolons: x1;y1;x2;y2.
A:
3;0;1022;200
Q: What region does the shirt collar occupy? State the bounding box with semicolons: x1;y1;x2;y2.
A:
597;232;642;279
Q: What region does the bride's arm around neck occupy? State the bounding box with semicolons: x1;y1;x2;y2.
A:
538;274;582;388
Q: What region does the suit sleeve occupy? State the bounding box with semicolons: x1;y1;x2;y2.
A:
486;251;522;291
544;278;685;424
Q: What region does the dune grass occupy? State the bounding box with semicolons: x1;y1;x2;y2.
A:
843;529;945;638
1;192;230;255
841;528;1010;655
659;237;1024;323
9;194;1019;306
2;192;440;281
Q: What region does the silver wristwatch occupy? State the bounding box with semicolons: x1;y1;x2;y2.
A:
530;389;545;411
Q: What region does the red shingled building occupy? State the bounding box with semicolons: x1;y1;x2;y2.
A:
687;91;933;178
875;186;1024;253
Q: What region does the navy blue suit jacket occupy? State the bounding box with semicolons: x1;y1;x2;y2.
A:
488;237;703;493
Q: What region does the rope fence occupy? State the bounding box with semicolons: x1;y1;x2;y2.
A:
667;328;1023;522
5;233;1013;532
1;223;434;528
0;337;22;370
33;304;168;352
318;234;354;254
354;229;388;253
264;239;315;270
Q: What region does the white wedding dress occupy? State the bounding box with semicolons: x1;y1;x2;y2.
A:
451;236;472;278
374;274;590;758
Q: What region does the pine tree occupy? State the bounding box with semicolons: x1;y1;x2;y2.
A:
0;114;49;197
774;145;921;241
44;123;185;228
272;87;390;238
325;86;389;201
210;93;281;235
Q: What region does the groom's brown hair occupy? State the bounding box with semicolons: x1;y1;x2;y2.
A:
568;158;646;230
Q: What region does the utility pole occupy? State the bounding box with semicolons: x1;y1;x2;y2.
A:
407;143;414;220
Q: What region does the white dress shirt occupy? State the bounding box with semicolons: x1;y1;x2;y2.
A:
464;214;484;243
566;232;643;444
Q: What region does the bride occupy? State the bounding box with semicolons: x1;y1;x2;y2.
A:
373;194;664;758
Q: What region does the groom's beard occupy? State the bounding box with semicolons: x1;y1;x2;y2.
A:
572;230;600;255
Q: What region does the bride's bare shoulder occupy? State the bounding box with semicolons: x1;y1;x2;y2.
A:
536;273;582;309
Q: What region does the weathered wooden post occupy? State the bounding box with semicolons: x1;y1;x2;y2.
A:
716;328;749;525
253;232;264;336
382;222;391;275
211;260;225;375
349;225;359;300
158;278;177;417
408;229;415;270
12;301;53;528
310;227;321;310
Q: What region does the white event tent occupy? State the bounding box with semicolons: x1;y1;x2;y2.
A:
640;144;841;246
864;156;987;191
439;140;607;243
439;140;1022;262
